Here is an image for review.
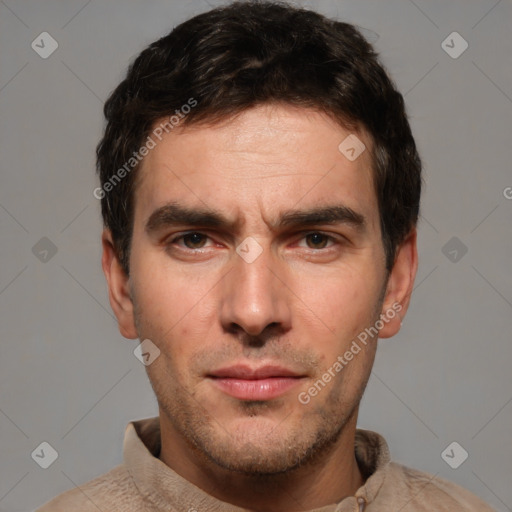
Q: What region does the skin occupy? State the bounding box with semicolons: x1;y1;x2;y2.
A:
102;103;418;511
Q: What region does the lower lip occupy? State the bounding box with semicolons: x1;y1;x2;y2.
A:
209;377;303;400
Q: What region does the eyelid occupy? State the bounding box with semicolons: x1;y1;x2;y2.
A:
294;231;343;248
168;231;214;248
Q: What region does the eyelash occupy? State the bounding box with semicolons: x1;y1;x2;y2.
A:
167;231;341;251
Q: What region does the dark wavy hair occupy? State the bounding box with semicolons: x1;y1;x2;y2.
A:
96;0;422;275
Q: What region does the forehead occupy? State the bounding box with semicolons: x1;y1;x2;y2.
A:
133;104;379;233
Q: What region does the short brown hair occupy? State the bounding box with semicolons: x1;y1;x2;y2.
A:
96;0;422;275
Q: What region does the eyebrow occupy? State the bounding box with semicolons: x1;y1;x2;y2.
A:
144;201;367;235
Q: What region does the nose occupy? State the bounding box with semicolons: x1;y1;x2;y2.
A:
219;241;292;340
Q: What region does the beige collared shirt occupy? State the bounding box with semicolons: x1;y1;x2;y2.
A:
36;416;495;511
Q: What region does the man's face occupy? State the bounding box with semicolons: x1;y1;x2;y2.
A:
107;104;409;474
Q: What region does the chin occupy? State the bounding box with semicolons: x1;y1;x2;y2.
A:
188;414;336;476
200;437;308;475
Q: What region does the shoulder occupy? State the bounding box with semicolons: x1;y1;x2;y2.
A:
379;462;495;511
35;464;144;512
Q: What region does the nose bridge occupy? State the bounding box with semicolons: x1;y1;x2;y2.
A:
220;240;290;336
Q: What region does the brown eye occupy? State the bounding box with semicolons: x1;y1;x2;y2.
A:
304;232;330;249
181;232;208;249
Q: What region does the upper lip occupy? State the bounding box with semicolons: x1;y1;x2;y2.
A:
208;364;304;380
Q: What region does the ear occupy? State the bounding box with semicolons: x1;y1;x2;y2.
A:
101;229;138;339
378;228;418;339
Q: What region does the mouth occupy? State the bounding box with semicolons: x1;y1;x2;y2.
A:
207;364;306;400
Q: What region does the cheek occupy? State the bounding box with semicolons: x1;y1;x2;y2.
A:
131;267;218;359
293;267;378;341
131;248;205;322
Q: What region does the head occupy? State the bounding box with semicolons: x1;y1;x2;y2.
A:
99;1;421;476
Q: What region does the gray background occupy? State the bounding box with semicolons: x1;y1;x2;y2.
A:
0;0;511;510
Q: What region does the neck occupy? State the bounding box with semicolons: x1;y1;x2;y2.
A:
158;410;365;511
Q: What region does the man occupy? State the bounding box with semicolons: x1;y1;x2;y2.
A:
37;1;494;510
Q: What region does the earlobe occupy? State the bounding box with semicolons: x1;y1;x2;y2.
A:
378;229;418;339
101;229;139;339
